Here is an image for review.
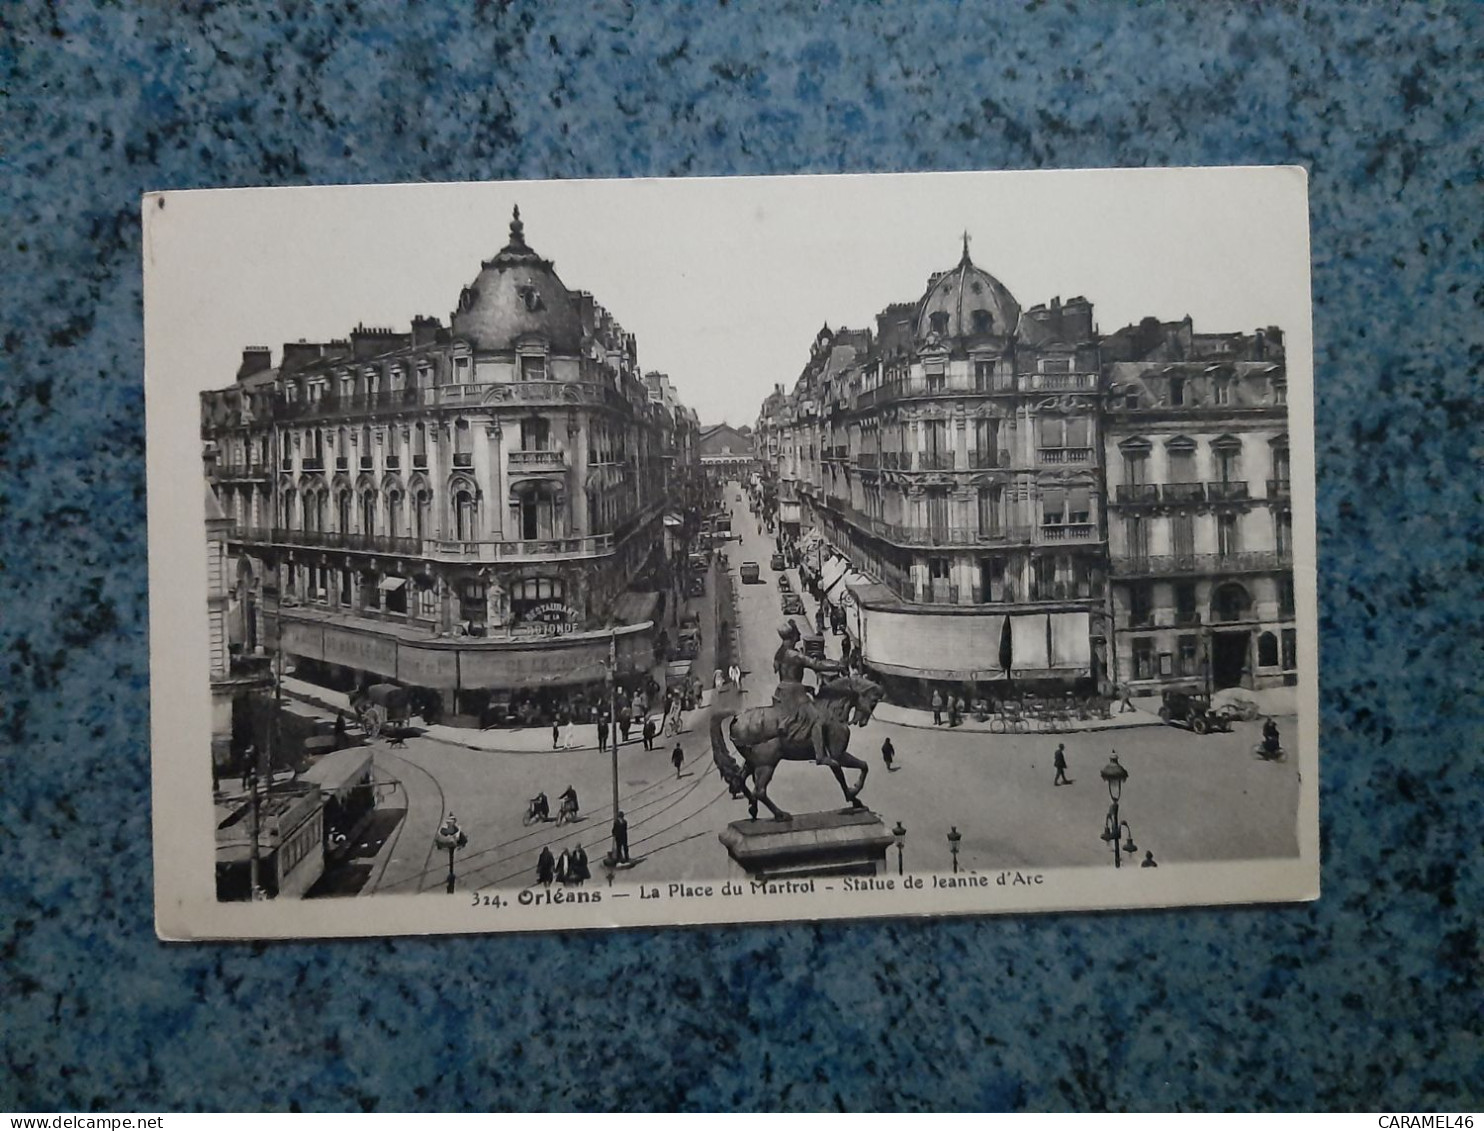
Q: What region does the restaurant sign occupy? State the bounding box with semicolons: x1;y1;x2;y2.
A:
512;602;582;637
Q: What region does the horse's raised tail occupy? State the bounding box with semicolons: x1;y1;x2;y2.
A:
708;700;746;794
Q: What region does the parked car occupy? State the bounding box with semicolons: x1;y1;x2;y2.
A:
687;574;706;597
777;575;792;592
781;592;806;616
740;561;761;584
1157;689;1233;735
770;552;787;571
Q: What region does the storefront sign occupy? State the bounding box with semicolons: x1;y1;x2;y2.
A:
396;645;460;689
511;602;581;637
322;626;398;676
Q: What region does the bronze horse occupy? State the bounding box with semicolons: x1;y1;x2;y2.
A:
709;672;885;821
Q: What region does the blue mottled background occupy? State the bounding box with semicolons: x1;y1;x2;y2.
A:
3;0;1480;1112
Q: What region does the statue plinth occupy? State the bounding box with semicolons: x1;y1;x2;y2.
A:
718;808;894;881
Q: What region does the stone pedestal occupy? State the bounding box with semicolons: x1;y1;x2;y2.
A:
718;808;894;881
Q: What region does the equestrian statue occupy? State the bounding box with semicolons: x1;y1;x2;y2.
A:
709;620;885;821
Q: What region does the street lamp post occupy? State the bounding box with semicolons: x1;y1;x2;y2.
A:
946;826;962;873
1099;754;1137;868
892;820;906;876
434;813;468;894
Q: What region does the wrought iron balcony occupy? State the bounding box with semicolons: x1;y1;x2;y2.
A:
412;454;428;469
916;452;956;471
967;448;1010;470
1173;610;1203;627
1020;371;1098;392
1266;478;1291;499
252;527;424;555
301;457;324;472
1114;483;1160;505
360;456;374;471
211;462;271;481
1113;549;1293;577
1206;480;1250;502
1162;482;1206;504
385;455;401;470
855;453;879;469
421;534;614;562
335;457;349;472
452;452;474;469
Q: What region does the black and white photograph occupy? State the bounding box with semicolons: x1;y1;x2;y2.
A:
145;168;1319;939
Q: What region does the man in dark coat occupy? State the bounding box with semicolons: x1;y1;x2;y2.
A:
536;845;555;886
570;844;590;885
618;704;633;745
596;712;610;754
882;736;897;772
671;743;685;779
1053;743;1071;787
642;714;657;751
612;812;630;863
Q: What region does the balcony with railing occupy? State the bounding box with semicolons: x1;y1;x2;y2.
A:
1113;549;1294;577
412;453;428;470
855;452;878;469
359;455;374;471
301;457;325;472
916;451;956;472
1173;610;1203;627
1206;480;1250;502
385;455;401;471
421;533;614;562
508;449;568;473
452;452;474;469
1266;478;1291;499
881;452;902;470
1020;371;1098;392
1037;523;1100;544
266;527;423;555
273;380;629;422
967;448;1010;470
1114;483;1161;505
1162;482;1206;504
212;462;272;481
334;456;350;473
1038;447;1094;465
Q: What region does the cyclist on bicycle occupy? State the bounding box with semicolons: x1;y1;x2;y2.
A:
528;792;550;822
559;785;579;819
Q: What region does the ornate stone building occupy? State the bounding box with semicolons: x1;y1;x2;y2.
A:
776;240;1108;701
202;207;697;719
1101;319;1294;692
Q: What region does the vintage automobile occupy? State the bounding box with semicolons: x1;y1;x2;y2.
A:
801;632;826;660
739;561;761;584
777;575;792;592
781;592;806;616
769;552;787;571
1157;689;1234;735
687;573;706;597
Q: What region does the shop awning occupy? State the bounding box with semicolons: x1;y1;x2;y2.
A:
378;576;407;591
820;556;849;591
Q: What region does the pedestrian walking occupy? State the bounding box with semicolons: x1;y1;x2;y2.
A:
642;714;657;751
552;715;561;750
1053;743;1071;786
729;663;743;689
671;743;685;779
597;714;609;753
931;689;944;726
333;712;347;745
1118;681;1136;714
619;704;632;745
612;812;630;864
240;744;257;790
536;845;555;887
950;696;965;727
570;844;590;886
882;737;896;772
555;847;572;885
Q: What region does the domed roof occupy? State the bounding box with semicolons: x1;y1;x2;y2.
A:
450;207;584;353
914;235;1020;346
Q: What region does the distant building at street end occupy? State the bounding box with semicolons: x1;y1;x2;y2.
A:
754;237;1295;705
698;423;757;482
201;206;700;725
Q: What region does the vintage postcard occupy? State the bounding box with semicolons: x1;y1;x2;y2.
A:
145;168;1319;940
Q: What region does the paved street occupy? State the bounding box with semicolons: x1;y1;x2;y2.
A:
290;483;1301;896
298;480;1299;896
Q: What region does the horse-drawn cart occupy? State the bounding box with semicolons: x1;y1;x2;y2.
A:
350;683;414;740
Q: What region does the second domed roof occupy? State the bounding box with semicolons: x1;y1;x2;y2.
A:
450;207;584;353
914;236;1021;345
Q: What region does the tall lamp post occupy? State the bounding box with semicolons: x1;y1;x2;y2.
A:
434;813;468;894
1099;755;1137;869
946;826;962;874
892;820;906;876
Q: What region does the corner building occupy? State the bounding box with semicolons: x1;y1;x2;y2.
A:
202;208;694;720
785;241;1109;703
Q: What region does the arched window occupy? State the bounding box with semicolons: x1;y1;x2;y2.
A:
1257;631;1279;667
454;488;477;541
1212;582;1252;624
414;489;431;540
337;490;352;533
387;490;404;537
454;419;473;468
360;491;377;537
1169;376;1185;406
929;311;950;335
414;423;428;469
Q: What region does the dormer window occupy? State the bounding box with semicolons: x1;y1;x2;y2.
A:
1214;378;1232;406
1169;377;1186;406
520;354;546;382
929;311;950;335
1271;377;1287;405
971;309;993;334
453;356;470;384
518;285;545;312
